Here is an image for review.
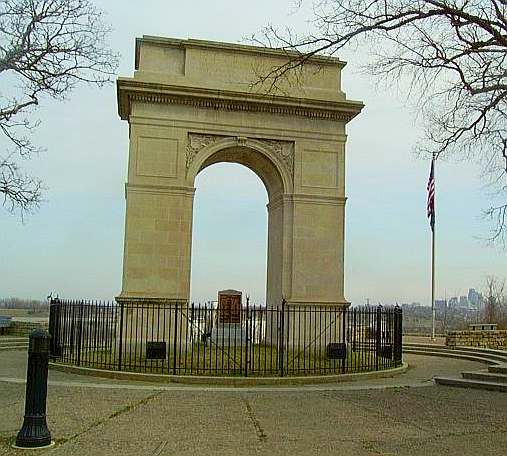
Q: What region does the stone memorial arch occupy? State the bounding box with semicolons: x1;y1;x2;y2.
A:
116;36;363;310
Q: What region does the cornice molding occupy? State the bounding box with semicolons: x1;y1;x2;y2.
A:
125;183;196;197
117;79;363;123
267;193;347;210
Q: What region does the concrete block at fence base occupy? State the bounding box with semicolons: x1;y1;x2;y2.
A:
211;323;248;345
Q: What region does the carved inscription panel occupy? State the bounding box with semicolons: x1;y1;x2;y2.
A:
218;290;242;324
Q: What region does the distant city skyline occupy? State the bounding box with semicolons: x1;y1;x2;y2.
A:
355;287;485;308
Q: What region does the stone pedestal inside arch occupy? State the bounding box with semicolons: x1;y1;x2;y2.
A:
212;289;244;345
116;36;363;314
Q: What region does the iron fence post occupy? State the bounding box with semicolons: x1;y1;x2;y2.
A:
69;304;75;355
93;301;99;353
191;302;195;343
118;302;124;371
394;305;402;364
399;306;403;362
173;303;178;375
245;297;249;377
342;307;346;374
279;299;286;377
48;299;61;359
76;301;84;367
376;305;382;371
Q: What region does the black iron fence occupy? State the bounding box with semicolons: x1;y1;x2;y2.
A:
49;299;402;377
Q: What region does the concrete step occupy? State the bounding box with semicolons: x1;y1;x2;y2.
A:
403;348;496;365
452;352;506;363
462;371;507;383
0;337;28;343
403;343;446;350
404;345;507;362
450;349;507;363
459;347;507;357
434;376;507;392
489;365;507;375
404;343;507;353
0;341;28;346
0;344;28;351
0;338;28;349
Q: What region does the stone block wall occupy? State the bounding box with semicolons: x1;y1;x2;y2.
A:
446;330;507;349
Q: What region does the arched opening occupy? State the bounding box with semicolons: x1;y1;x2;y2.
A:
190;162;268;304
187;142;290;307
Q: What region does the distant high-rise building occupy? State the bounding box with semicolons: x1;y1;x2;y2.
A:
448;297;459;308
468;288;481;308
435;299;447;310
459;296;468;307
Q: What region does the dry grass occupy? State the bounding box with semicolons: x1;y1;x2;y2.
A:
53;342;398;377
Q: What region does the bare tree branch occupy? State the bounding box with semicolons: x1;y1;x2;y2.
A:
0;0;119;218
0;152;43;218
254;0;507;246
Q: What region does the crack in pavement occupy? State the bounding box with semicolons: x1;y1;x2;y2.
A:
149;440;168;456
242;398;267;442
57;391;162;447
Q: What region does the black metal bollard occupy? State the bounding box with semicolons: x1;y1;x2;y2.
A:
15;329;52;448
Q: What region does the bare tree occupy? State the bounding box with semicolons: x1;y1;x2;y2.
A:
254;0;507;244
0;296;43;308
0;0;119;217
484;275;505;325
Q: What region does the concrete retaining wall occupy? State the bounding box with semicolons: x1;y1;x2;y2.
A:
446;330;507;349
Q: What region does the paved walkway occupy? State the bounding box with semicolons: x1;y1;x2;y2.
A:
1;348;506;455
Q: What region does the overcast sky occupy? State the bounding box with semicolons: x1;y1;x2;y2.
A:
0;0;505;306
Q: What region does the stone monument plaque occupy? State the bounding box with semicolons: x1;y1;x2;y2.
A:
218;290;242;323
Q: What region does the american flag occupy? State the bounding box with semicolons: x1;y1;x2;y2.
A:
427;159;435;231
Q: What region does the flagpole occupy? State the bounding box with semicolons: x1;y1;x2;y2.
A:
431;154;436;341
